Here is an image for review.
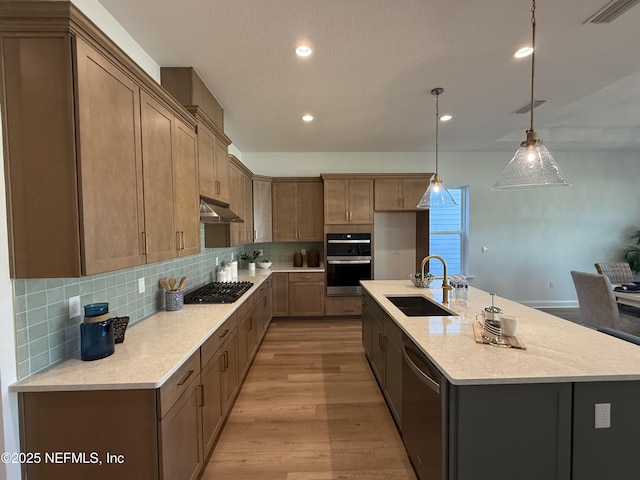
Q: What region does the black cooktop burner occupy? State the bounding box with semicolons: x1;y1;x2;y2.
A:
184;281;254;304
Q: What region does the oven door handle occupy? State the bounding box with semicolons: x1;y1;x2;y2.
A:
327;259;371;265
327;239;371;244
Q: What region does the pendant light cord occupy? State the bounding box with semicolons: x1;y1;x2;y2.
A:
435;91;439;174
529;0;536;133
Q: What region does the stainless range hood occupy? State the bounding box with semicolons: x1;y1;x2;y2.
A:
199;197;244;224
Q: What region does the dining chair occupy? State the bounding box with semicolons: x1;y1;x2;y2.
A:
594;262;634;284
570;271;640;336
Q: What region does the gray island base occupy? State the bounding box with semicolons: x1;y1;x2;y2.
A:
361;280;640;480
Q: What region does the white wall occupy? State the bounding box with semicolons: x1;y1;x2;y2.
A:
243;150;640;307
0;2;161;478
374;212;416;280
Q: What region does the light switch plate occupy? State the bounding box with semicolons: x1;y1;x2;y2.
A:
138;277;145;294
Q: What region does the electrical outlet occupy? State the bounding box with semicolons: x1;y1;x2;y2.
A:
68;295;81;319
301;248;306;256
549;281;555;289
595;403;611;429
138;277;145;294
482;246;489;253
215;257;219;266
231;252;234;260
258;249;264;256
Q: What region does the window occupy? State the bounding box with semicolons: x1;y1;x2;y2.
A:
428;187;468;277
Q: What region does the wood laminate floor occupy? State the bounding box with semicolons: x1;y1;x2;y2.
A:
201;318;417;480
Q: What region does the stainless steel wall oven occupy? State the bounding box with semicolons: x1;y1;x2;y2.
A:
326;233;372;296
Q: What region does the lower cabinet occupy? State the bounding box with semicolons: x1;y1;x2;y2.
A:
324;295;362;316
17;280;274;480
272;272;325;317
362;290;402;426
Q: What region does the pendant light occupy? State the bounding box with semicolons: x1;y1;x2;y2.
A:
493;0;571;189
417;87;457;208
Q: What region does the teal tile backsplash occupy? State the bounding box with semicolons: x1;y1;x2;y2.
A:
12;224;323;380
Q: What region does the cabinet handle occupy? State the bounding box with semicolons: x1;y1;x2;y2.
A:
378;333;386;350
254;229;257;241
219;328;229;339
141;232;148;255
248;316;253;331
177;369;194;386
345;211;349;222
176;231;181;251
222;351;229;371
198;384;204;407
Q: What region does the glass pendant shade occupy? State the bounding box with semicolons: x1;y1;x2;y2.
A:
417;173;457;207
493;132;571;189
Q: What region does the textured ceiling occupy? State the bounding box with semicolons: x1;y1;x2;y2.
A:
96;0;640;153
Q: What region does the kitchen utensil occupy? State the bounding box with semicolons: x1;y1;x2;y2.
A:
165;289;184;311
168;278;177;290
501;314;519;337
159;278;171;291
177;276;188;291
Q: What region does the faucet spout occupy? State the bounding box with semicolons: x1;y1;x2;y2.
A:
420;255;453;304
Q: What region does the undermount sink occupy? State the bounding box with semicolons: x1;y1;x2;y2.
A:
386;295;456;317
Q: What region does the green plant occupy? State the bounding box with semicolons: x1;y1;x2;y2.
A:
260;258;271;263
625;230;640;274
240;251;261;262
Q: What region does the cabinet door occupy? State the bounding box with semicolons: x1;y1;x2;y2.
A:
76;37;147;274
374;179;403;211
173;118;199;256
228;163;245;246
272;182;298;241
201;352;224;455
348;178;374;223
370;314;385;384
297;181;324;241
383;336;403;426
253;179;273;243
272;273;290;316
140;91;177;263
289;282;325;316
197;122;217;200
220;332;238;413
401;178;430;210
361;296;374;359
213;136;230;203
244;174;254;244
323;178;349;224
237;314;250;381
159;376;203;480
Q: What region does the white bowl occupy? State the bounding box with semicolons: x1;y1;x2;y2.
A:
258;261;272;269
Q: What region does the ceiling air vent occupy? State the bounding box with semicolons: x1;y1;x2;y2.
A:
513;100;546;114
584;0;640;24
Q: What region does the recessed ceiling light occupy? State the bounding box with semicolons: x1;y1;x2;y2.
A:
514;47;534;58
440;114;452;122
302;114;314;122
295;45;313;57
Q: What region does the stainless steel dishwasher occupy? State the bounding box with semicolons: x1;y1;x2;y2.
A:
402;335;448;480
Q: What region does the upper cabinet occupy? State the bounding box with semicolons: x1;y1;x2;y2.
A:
0;3;199;277
322;176;374;225
228;156;254;247
272;178;324;242
252;177;273;243
374;176;431;211
161;67;231;205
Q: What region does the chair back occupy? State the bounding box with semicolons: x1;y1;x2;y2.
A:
594;262;633;284
571;270;620;330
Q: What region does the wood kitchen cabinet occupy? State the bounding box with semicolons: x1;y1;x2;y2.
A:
161;67;231;204
237;298;258;381
272;178;324;241
195;119;231;204
0;4;199;277
289;272;325;316
228;157;254;246
253;177;273;243
272;272;290;317
374;176;430;211
141;91;199;263
322;176;374;224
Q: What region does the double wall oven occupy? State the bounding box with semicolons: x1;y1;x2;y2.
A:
326;233;372;296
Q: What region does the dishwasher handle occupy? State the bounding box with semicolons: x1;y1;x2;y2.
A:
402;345;441;394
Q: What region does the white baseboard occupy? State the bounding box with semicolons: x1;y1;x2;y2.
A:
521;300;579;309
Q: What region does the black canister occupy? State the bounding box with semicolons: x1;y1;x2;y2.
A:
307;250;320;267
81;302;115;361
293;252;303;267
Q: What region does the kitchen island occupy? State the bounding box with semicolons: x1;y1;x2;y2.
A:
362;280;640;480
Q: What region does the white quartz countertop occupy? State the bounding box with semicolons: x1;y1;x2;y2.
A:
362;280;640;386
10;270;273;393
269;264;325;273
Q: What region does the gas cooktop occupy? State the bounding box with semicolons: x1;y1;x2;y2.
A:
183;281;253;304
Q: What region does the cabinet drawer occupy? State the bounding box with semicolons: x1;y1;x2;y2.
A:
289;272;324;282
237;290;257;319
325;296;362;316
158;350;201;419
201;312;237;367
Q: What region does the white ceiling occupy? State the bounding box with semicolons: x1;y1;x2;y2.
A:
97;0;640;154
